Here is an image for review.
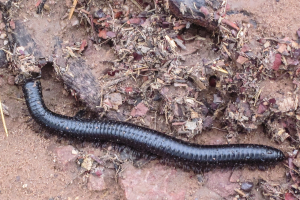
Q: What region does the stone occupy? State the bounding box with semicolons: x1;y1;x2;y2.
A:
120;163;200;200
7;75;15;85
277;96;295;112
0;33;6;39
70;16;79;26
173;103;183;117
53;145;78;171
131;102;149;117
241;182;254;192
236;56;248;67
108;93;122;110
139;46;150;53
205;170;239;198
185;121;197;131
277;43;287;54
0;22;5;30
203;116;213;129
264;41;270;48
87;174;107;191
193;187;222;200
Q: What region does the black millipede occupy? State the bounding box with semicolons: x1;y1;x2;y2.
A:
23;80;285;170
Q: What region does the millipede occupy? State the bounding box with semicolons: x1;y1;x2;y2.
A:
23;79;285;170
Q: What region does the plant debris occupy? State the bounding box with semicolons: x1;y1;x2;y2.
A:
1;0;300;198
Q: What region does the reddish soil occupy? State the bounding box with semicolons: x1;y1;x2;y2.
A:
0;66;289;199
0;0;299;199
228;0;300;39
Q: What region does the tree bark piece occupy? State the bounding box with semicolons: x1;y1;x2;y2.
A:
168;0;219;30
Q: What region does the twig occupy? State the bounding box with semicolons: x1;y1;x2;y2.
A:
0;97;8;137
288;158;300;184
0;48;13;55
129;0;143;11
234;188;246;197
254;87;263;106
283;163;300;175
99;38;112;46
90;154;103;165
222;0;227;14
68;0;78;20
212;127;227;132
80;9;90;15
185;97;204;105
102;76;128;88
211;65;228;74
8;96;25;102
222;44;231;57
108;4;115;32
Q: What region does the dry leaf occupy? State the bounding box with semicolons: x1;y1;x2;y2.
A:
98;29;107;39
131;102;149;117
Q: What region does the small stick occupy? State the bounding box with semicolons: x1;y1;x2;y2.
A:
222;44;231;57
0;48;13;55
90;154;103;165
234;188;246;197
80;9;90;15
254;87;263;106
212;127;227;132
9;96;25;102
68;0;78;20
283;163;300;175
0;97;8;137
108;4;115;32
130;0;143;11
222;0;227;14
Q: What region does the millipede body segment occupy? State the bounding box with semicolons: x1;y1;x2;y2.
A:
23;80;285;168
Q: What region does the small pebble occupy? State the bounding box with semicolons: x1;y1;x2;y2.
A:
0;33;7;39
196;174;204;183
0;22;5;30
44;4;50;11
7;75;15;85
241;182;254;192
70;16;79;26
71;149;78;155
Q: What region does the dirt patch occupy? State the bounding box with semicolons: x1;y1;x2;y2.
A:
228;0;300;39
1;0;300;199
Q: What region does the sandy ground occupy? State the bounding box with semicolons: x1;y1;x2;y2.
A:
0;0;299;199
228;0;300;39
0;70;289;199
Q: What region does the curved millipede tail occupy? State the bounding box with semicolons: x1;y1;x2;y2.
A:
23;80;285;169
